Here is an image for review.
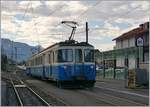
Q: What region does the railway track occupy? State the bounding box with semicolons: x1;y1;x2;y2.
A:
26;83;71;106
2;72;70;106
10;78;50;106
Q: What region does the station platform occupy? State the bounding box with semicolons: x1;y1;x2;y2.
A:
95;78;149;97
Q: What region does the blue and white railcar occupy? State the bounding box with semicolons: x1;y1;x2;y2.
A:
26;40;96;88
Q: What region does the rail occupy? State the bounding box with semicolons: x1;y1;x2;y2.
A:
10;78;50;106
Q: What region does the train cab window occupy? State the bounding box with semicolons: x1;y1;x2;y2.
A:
57;49;73;62
75;49;82;63
84;49;94;62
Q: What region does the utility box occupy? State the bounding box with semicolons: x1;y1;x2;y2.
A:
136;68;149;86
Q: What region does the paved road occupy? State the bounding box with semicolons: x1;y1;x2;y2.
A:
26;79;149;106
96;79;149;96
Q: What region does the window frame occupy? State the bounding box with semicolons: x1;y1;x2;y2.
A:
75;49;83;63
84;49;94;62
48;51;54;64
56;49;73;63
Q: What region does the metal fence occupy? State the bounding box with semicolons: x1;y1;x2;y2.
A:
96;68;125;80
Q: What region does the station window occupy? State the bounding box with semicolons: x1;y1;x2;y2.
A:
75;49;82;63
56;49;73;62
84;49;94;62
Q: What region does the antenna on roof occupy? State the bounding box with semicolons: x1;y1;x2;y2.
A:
61;21;78;41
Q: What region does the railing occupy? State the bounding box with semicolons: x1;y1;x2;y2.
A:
115;68;125;80
96;68;125;80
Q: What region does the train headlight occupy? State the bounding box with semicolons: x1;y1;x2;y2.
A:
62;65;67;69
90;65;94;69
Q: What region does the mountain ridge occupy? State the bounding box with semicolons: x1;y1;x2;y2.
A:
1;38;43;62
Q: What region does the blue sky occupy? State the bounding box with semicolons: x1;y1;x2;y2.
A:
14;14;32;21
89;20;105;28
1;1;149;51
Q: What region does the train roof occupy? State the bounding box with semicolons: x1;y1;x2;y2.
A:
58;40;94;47
31;40;94;58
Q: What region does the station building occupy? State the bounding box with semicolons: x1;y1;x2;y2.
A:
96;22;149;84
113;22;149;70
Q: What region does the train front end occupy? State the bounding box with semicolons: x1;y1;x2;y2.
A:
56;43;96;88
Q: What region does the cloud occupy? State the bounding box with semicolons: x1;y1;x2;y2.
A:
1;0;149;51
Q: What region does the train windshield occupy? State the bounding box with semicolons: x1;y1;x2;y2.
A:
84;49;94;62
57;49;73;62
75;49;82;63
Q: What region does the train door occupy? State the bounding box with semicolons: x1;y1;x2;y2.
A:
49;51;53;77
74;49;83;77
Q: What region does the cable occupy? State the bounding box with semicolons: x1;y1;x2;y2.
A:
16;0;31;30
85;4;144;34
22;0;31;20
30;2;41;53
10;0;31;63
73;1;102;21
106;5;142;24
29;2;68;45
34;2;67;26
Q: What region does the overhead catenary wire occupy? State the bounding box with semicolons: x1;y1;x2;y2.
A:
27;1;69;48
73;1;102;22
10;0;31;62
10;1;148;51
70;1;144;34
35;2;67;26
30;2;41;53
106;5;143;24
13;1;101;45
80;4;144;33
15;0;31;35
31;2;144;39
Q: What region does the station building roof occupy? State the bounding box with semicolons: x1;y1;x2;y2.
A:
113;22;149;41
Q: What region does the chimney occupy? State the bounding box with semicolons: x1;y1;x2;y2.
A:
140;22;149;29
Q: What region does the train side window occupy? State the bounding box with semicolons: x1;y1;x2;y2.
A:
75;49;82;63
43;54;45;65
36;57;38;65
48;51;52;64
41;56;43;65
52;51;54;63
38;57;40;65
48;52;51;64
33;59;35;66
